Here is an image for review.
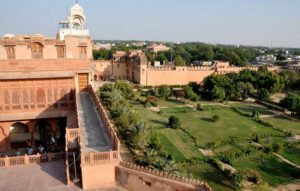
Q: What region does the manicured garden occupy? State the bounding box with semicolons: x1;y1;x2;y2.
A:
98;80;300;191
129;98;300;190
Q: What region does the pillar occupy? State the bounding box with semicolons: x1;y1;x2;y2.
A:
27;120;36;147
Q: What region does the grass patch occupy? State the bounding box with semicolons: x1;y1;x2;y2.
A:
181;162;234;191
263;115;300;135
158;132;186;161
281;145;300;166
232;153;300;186
159;128;200;159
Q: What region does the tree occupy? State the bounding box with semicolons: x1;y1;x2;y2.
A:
168;116;181;129
148;131;161;150
257;88;270;101
115;80;134;99
235;82;255;100
184;86;199;101
174;55;185;66
158;85;171;100
211;86;226;101
280;93;300;113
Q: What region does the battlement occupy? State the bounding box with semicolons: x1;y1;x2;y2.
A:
118;161;213;191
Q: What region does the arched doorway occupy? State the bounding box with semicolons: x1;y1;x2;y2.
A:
34;120;52;149
9;122;30;149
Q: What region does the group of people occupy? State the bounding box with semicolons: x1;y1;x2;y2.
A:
25;135;57;155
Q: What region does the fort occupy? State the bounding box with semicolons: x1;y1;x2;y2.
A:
92;50;279;86
0;2;281;191
0;2;213;191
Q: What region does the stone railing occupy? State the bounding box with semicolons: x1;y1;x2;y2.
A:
0;152;64;167
81;151;118;166
88;86;120;152
65;128;80;150
66;128;80;141
119;162;213;191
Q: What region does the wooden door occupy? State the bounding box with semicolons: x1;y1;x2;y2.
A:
78;73;88;92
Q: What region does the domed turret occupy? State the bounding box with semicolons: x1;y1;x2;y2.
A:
58;1;89;40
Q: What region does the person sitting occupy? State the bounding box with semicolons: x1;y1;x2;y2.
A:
39;145;45;154
27;147;33;155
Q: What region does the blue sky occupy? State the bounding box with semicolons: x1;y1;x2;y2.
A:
1;0;299;47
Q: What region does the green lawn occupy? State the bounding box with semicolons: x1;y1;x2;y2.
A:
158;129;199;161
281;144;300;166
232;153;300;186
130;99;300;189
229;102;274;115
160;105;284;146
181;163;234;191
263;115;300;134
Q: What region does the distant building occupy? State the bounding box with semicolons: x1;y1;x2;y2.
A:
147;43;170;53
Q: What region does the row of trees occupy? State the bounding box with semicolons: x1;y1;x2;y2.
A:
202;67;287;101
99;81;177;172
93;42;261;66
144;85;200;102
146;43;260;66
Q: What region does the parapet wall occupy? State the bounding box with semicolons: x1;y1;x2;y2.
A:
145;68;216;86
116;162;213;191
143;65;280;86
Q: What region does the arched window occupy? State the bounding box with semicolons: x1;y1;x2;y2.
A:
9;122;30;148
31;42;43;59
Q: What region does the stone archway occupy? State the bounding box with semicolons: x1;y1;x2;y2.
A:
9;122;31;149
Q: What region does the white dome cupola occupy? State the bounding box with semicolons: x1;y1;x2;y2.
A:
70;2;86;30
58;1;90;40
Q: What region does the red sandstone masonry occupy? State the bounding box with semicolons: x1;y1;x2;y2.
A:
117;162;213;191
0;152;64;167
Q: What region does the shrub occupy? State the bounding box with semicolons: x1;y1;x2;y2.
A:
147;88;158;97
168;116;181;129
252;110;260;120
263;145;272;154
145;96;158;107
257;88;270;102
272;143;281;153
184;86;200;102
212;114;221;122
115;80;134;99
244;169;262;184
196;103;204;111
173;89;185;100
251;134;260;143
158;85;171;100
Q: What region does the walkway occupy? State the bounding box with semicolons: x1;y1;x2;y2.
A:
0;161;81;191
78;92;112;152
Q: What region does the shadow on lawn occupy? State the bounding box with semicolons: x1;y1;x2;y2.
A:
149;119;168;127
200;169;233;190
258;156;300;185
200;117;215;122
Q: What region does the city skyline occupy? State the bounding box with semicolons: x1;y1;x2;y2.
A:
1;0;300;48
